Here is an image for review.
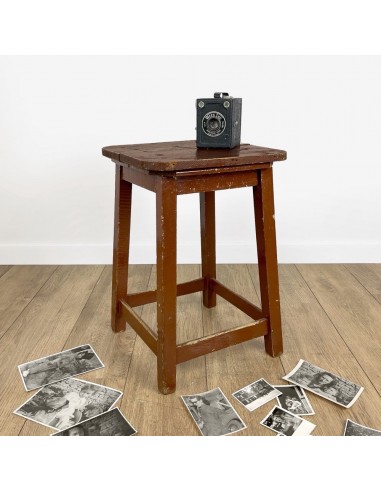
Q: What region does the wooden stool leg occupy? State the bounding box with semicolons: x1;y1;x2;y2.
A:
156;177;177;394
111;165;132;333
200;191;217;308
253;167;283;356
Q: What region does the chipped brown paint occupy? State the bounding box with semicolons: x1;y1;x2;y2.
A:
105;140;286;394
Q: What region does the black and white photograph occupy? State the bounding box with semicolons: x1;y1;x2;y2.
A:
274;385;315;415
181;388;246;436
52;408;136;436
232;378;282;412
260;406;316;436
14;378;122;431
344;419;381;436
283;359;364;408
18;344;104;391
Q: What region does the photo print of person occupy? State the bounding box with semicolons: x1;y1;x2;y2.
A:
232;378;282;411
52;408;136;436
260;406;315;436
14;378;122;431
274;385;315;415
344;419;381;436
181;388;246;436
283;359;364;408
18;345;104;391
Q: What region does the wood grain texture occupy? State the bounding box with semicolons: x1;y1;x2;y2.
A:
119;265;207;433
296;264;381;395
0;264;380;436
111;165;132;332
249;264;381;436
0;266;104;436
200;191;216;308
345;264;381;304
203;264;286;436
102;140;286;172
253;168;283;356
175;170;258;194
0;266;57;339
18;265;151;436
0;266;12;279
156;177;177;394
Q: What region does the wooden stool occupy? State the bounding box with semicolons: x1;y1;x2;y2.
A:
102;141;286;394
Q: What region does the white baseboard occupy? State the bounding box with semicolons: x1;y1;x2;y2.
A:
0;242;380;264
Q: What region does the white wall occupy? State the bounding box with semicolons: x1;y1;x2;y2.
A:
0;56;380;264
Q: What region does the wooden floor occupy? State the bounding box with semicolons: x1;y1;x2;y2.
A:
0;264;380;436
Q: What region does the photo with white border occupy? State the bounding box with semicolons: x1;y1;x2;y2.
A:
232;378;282;411
283;359;364;408
18;344;104;391
274;385;315;415
260;405;316;436
14;377;122;431
52;408;136;436
181;387;246;436
344;419;381;436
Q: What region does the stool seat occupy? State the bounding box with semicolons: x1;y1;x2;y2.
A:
102;140;286;172
103;140;286;394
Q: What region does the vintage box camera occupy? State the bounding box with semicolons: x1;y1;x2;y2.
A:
196;92;242;149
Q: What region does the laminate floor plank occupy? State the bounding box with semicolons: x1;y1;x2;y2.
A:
0;266;104;436
0;265;57;339
0;264;380;436
0;266;12;279
344;264;381;304
266;264;381;436
297;264;381;395
203;264;286;436
19;265;152;436
118;265;208;436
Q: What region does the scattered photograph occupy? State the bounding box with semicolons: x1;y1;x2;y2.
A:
274;385;315;415
181;388;246;436
14;378;122;431
18;344;104;391
283;359;364;408
344;419;381;436
52;408;136;436
260;406;316;436
232;378;282;411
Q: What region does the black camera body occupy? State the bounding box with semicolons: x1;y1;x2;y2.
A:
196;92;242;149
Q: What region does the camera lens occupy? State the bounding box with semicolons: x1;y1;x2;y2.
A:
202;111;226;137
207;118;220;131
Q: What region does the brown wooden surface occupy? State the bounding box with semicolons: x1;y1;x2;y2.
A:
126;278;204;307
107;145;283;393
0;264;380;436
120;162;157;193
0;266;12;278
203;264;286;436
111;165;132;332
0;266;104;436
156;178;178;394
248;264;381;436
176;320;268;364
0;266;57;339
253;168;283;357
103;140;286;172
119;265;207;432
175;170;259;194
345;264;381;304
120;300;158;355
200;191;216;308
296;264;381;394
